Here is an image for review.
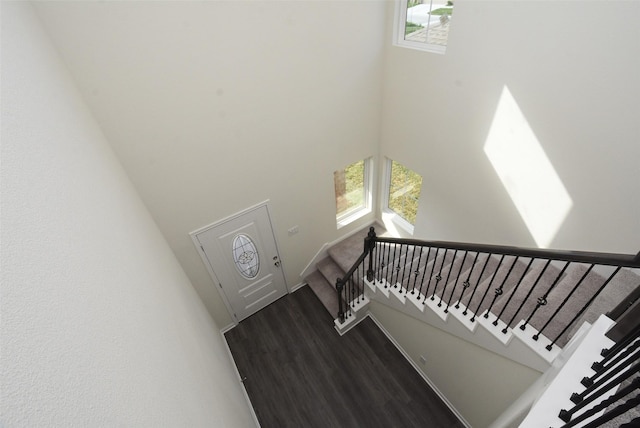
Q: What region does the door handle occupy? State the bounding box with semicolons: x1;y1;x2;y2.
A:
273;256;280;268
274;261;281;267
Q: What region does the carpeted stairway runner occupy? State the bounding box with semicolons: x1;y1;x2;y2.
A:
305;225;385;317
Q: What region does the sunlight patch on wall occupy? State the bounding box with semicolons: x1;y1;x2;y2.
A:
484;86;573;248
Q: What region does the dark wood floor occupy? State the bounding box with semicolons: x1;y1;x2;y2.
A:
224;286;465;428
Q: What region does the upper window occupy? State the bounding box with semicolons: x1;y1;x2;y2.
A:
334;158;373;228
384;159;423;234
394;0;454;54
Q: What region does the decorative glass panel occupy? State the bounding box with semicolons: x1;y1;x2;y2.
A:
232;234;260;279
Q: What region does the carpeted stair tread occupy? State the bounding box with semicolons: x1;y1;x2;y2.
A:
305;270;339;317
464;255;528;317
444;253;491;309
525;263;608;347
489;259;564;328
566;267;640;339
317;257;346;287
328;224;386;273
404;246;439;290
588;267;639;321
379;244;421;287
423;249;457;297
432;250;483;305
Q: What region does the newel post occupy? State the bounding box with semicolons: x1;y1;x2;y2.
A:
365;226;377;282
336;278;345;322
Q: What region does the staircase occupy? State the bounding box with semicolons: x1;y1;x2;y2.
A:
305;226;378;319
304;224;640;368
303;224;640;426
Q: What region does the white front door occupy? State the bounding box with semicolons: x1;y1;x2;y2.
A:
193;203;287;322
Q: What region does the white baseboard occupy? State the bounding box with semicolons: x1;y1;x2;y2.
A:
289;282;306;293
220;330;262;428
366;311;472;428
220;323;236;334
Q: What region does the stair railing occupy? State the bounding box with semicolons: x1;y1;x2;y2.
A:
336;227;640;351
557;324;640;427
335;227;376;323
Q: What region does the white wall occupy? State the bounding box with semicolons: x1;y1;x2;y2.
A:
381;1;640;253
369;302;541;428
0;3;254;426
34;0;388;327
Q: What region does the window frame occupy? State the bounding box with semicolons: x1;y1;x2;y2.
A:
393;0;450;55
382;158;422;235
335;157;374;229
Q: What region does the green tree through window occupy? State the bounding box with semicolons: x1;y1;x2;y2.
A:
334;160;365;218
388;160;423;225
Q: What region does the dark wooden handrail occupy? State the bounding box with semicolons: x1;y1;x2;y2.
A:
375;236;640;268
336;226;639;328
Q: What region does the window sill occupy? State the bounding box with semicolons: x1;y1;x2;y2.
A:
381;210;415;236
393;39;446;55
336;207;371;230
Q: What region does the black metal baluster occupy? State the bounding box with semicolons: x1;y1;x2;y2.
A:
365;227;376;282
485;256;519;320
495;257;534;330
573;351;640;404
506;259;551;331
344;278;351;318
399;244;408;291
356;265;362;304
385;243;393;287
389;243;397;288
438;249;459;309
471;254;506;322
405;245;417;294
336;278;344;322
416;247;432;300
393;244;405;292
547;267;623;350
559;361;640;422
465;254;492;317
559;377;640;427
520;261;570;334
377;242;384;284
409;246;424;297
423;248;440;302
583;338;640;387
371;242;378;282
346;277;352;318
535;264;595;344
391;243;400;287
456;252;479;310
601;323;640;360
384;242;393;288
446;250;469;312
431;249;449;301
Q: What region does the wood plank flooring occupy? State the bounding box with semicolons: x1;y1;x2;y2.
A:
224;286;465;428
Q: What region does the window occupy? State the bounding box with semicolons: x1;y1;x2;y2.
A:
384;159;423;234
334;158;373;228
394;0;454;54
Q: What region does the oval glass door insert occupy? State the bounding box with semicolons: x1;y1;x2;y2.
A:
232;234;260;279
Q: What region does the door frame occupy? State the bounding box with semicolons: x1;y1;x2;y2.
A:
189;200;288;325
